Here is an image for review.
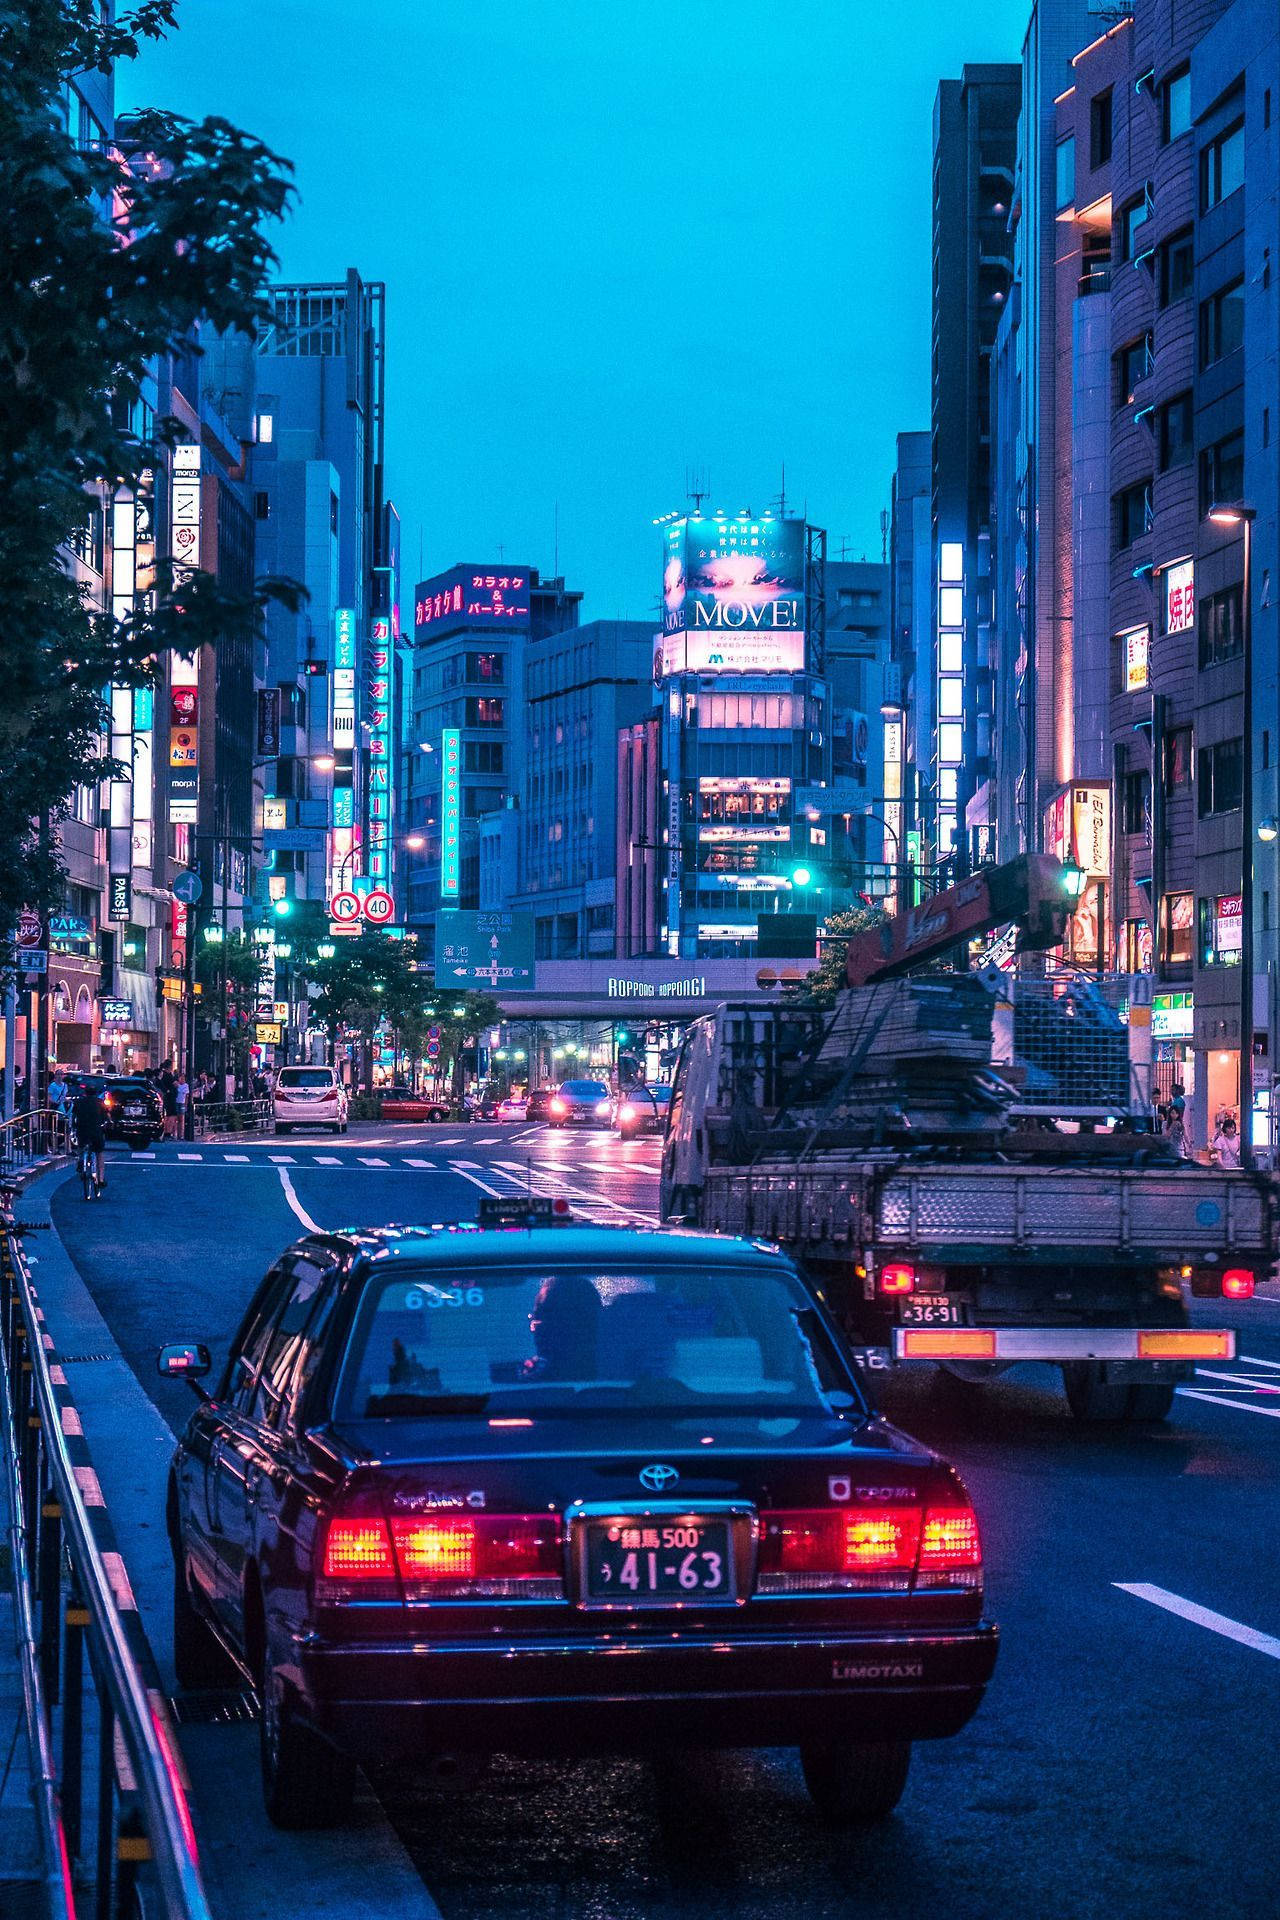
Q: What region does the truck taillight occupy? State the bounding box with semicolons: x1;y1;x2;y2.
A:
320;1513;563;1602
1222;1268;1255;1299
878;1263;916;1295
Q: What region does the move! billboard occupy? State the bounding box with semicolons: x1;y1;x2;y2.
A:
660;515;805;674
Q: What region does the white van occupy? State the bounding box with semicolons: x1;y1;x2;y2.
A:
273;1065;349;1135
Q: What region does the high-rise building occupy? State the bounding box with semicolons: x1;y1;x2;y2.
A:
248;273;398;919
515;620;654;958
823;561;893;894
404;564;581;947
931;63;1021;870
889;431;932;897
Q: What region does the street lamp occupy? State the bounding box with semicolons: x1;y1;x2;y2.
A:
1060;857;1089;900
1259;818;1279;844
1206;501;1257;1165
317;942;336;960
405;832;426;851
311;753;336;773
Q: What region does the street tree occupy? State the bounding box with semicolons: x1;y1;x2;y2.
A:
0;0;296;940
787;905;885;1007
195;931;269;1093
304;931;420;1089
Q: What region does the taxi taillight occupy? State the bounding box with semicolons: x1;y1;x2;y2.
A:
757;1502;981;1594
319;1513;562;1601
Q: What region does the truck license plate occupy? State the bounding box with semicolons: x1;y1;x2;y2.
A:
898;1294;960;1325
585;1518;732;1603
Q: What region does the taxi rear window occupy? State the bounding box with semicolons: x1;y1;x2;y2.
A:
335;1262;858;1421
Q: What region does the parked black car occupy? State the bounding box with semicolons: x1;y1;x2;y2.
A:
161;1214;997;1830
66;1073;164;1149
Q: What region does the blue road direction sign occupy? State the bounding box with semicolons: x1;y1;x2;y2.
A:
172;867;203;906
435;912;536;991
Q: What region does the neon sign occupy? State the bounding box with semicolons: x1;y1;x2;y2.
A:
1165;560;1195;636
414;565;530;632
441;727;461;897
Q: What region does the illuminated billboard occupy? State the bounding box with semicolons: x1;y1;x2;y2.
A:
414;565;530;635
1164;559;1195;636
659;515;805;675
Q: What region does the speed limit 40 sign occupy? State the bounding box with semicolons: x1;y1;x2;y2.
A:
363;889;395;925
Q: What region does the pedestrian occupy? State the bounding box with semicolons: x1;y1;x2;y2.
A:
1211;1114;1241;1168
175;1068;190;1138
1161;1080;1189;1158
47;1066;67;1114
157;1062;178;1138
13;1065;27;1113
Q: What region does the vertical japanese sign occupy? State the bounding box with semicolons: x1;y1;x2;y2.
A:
441;727;461;898
168;445;202;827
367;616;393;885
257;688;281;755
330;608;357;898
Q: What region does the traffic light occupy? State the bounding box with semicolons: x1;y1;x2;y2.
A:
616;1027;631;1046
302;660;327;677
790;865;814;888
272;896;293;918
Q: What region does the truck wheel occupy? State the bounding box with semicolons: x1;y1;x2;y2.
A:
1063;1362;1172;1423
800;1738;911;1824
260;1649;356;1828
1127;1382;1175;1423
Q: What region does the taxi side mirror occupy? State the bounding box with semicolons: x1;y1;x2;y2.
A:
157;1342;212;1394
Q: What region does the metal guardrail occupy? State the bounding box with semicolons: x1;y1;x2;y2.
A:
0;1107;71;1176
0;1184;214;1919
191;1098;271;1137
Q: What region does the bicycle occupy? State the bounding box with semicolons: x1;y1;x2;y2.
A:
78;1139;105;1199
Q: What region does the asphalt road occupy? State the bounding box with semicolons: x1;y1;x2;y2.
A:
46;1122;1280;1920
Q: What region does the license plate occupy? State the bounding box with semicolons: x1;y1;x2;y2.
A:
899;1294;961;1326
585;1518;732;1603
124;1104;144;1118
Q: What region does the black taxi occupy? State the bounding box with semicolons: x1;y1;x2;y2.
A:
161;1206;998;1829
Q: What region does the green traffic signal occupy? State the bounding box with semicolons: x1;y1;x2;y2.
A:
272;897;293;918
791;865;814;888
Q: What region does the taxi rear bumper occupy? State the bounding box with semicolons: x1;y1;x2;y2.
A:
297;1621;999;1757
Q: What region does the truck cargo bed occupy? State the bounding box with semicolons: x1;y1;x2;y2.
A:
701;1159;1274;1264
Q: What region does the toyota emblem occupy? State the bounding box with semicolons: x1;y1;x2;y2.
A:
639;1463;679;1492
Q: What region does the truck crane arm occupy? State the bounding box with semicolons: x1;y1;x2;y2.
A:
844;853;1077;988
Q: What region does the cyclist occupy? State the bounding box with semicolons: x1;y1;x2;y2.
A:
70;1081;108;1195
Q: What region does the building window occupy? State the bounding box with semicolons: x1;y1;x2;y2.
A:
462;741;504;773
465;696;504;727
255;412;274;445
1165;726;1193;794
1199;279;1245;368
1163;891;1194;966
1158;393;1194;471
1122;768;1151;835
1117;335;1153;404
1197;737;1243;816
329;491;339;534
1055;135;1075;212
465;652;503;683
1091;89;1113;167
1199;585;1245;668
254;490;270;521
1158;228;1194;307
1199;430;1245;514
1201;120;1245;212
1161;68;1191;144
1113;480;1153;550
1117;193;1151;263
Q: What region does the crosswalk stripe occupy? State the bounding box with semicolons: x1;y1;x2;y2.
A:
358;1156;389;1167
403;1158;435;1169
268;1154;296;1164
473;1135;499;1144
450;1159;480;1169
314;1156;341;1166
177;1153;202;1162
224;1154;250;1163
435;1136;462;1146
132;1151;155;1160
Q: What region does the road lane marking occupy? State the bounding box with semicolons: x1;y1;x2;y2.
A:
278;1166;322;1234
1240;1352;1280;1370
435;1136;462;1145
403;1158;435;1169
268;1154;296;1164
1194;1367;1280;1393
358;1156;389;1167
314;1156;342;1165
473;1135;498;1144
131;1151;155;1159
224;1154;250;1163
1116;1583;1280;1660
451;1166;507;1198
177;1153;202;1162
1177;1387;1280;1420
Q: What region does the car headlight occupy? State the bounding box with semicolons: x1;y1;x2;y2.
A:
550;1098;566;1115
595;1100;611;1116
618;1105;635;1123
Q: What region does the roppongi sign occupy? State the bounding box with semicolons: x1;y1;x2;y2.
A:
660;514;806;674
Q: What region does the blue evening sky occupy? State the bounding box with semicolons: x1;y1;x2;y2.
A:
121;1;1031;623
